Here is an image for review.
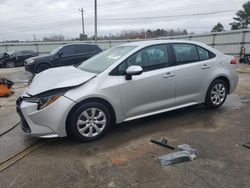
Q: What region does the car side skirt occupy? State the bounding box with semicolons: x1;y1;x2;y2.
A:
123;102;199;122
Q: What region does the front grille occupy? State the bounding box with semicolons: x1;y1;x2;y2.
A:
16;97;31;133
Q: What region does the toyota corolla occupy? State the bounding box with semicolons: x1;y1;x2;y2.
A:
16;40;238;142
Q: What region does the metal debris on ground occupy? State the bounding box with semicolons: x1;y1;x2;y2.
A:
242;142;250;149
150;138;175;150
158;144;198;166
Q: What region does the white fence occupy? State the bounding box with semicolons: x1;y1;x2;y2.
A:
1;29;250;55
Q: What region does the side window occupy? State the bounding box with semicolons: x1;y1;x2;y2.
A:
88;45;99;53
22;50;31;54
172;44;199;64
118;44;170;74
197;46;209;61
61;46;75;56
13;51;22;56
76;45;98;54
76;45;88;54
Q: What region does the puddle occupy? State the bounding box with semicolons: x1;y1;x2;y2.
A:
223;94;246;108
240;97;250;103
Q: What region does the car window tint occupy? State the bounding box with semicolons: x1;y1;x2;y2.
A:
61;46;75;56
197;46;210;61
13;51;22;56
76;45;98;53
119;44;170;73
22;50;31;54
173;44;199;64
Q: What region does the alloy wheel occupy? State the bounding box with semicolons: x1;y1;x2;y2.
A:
76;108;107;138
6;61;14;68
211;83;226;105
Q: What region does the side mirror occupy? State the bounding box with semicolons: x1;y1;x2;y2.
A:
125;65;143;80
58;51;63;58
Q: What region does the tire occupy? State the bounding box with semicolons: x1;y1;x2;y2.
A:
36;64;50;73
5;61;15;68
67;102;111;142
205;79;228;109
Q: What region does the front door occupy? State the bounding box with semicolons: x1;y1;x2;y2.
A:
53;45;77;67
117;44;176;120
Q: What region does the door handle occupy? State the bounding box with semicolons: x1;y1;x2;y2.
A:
201;64;210;69
163;72;175;78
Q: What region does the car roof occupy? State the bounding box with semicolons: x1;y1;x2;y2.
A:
63;43;98;47
119;40;206;47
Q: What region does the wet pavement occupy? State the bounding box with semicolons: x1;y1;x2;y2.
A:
0;65;250;188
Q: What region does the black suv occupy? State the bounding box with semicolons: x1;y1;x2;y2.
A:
0;50;38;68
25;43;102;73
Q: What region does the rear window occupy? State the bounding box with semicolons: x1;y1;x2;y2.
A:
197;46;210;61
172;44;199;64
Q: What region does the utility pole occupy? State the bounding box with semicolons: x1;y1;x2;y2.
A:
94;0;97;43
79;8;85;40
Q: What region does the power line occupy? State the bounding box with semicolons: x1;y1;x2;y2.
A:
94;10;237;21
0;9;79;22
0;9;237;34
0;19;81;34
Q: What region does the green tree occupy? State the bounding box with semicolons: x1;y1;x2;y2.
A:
211;22;224;32
230;1;250;30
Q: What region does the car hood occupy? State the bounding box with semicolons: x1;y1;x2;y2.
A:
27;66;96;96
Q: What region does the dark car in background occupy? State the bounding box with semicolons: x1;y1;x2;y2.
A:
25;43;102;73
0;50;38;68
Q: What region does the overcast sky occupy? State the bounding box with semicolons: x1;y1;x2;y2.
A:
0;0;247;41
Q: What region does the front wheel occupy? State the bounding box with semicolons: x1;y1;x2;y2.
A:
205;79;228;109
36;64;50;73
5;61;15;68
67;102;111;142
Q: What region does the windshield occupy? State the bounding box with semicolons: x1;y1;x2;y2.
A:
50;46;63;55
77;45;136;73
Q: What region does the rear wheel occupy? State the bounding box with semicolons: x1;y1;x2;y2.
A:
5;61;15;68
205;79;228;109
68;102;111;142
36;64;50;73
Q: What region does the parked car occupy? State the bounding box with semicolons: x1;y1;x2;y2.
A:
16;40;238;142
0;50;38;68
24;43;102;73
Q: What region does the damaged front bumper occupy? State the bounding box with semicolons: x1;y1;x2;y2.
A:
16;95;76;138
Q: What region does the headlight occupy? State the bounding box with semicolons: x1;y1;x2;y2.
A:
25;59;35;65
23;94;62;110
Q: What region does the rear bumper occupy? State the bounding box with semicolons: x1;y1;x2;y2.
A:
229;72;239;94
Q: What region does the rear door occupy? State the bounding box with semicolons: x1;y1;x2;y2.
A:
171;43;216;105
117;44;176;119
53;45;77;67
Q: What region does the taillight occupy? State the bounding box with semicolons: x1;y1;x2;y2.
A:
230;59;237;64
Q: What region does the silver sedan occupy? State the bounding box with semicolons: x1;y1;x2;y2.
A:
16;40;238;141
